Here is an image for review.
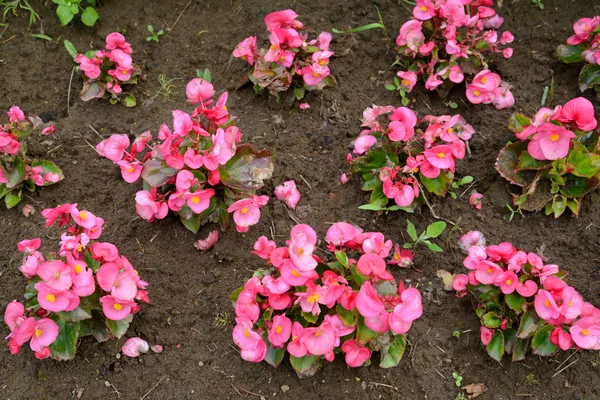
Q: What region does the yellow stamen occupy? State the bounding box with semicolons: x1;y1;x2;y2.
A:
121;69;128;75
421;5;428;11
487;267;493;274
275;326;283;334
292;269;301;277
297;248;305;256
315;330;322;337
46;294;56;303
582;329;590;336
127;167;135;173
308;293;320;304
480;77;487;84
77;244;83;252
113;303;122;311
473;90;481;96
506;279;512;285
437;152;445;158
270;44;277;50
312;72;320;77
393;253;400;260
319;59;327;66
447;127;453;133
401;79;410;86
244;329;251;338
35;329;42;338
53;272;60;279
545;299;550;307
549;134;560;142
191;197;200;204
279;56;285;62
79;211;87;220
241;207;249;215
74;264;82;274
241;56;247;61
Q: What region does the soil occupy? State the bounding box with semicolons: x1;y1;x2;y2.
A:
1;0;600;399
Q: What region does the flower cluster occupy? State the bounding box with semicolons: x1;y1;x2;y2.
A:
4;204;149;360
495;97;599;218
232;9;336;105
232;223;421;377
345;105;475;212
1;106;62;209
452;231;600;361
393;0;514;109
557;16;600;99
97;75;273;235
72;32;140;106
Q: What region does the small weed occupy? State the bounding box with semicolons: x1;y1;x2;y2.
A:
146;25;164;43
1;0;39;25
152;74;182;100
525;374;539;385
506;203;525;222
531;0;544;10
452;372;463;387
214;312;231;329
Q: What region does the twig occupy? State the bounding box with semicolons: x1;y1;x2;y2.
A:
552;359;578;378
236;386;263;398
88;124;104;140
555;350;578;371
299;174;312;190
0;35;16;44
230;383;243;397
285;208;303;225
149;230;160;243
368;381;399;391
140;376;166;400
83;139;98;153
433;368;447;380
46;145;62;155
165;0;193;37
0;24;8;40
67;66;75;116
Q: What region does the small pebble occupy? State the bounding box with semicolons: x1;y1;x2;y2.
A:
280;385;289;393
198;361;204;367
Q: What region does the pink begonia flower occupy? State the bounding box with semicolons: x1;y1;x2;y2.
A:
486;242;516;262
424;145;455;171
100;295;136;321
325;222;362;247
353;135;377;154
425;72;444;90
459;231;486;252
295;282;328;316
447;65;464;84
264;9;303;31
121;337;149;357
233;317;267;362
172;110;193;136
135;190;168;222
235;290;260;323
7;106;25;122
397;71;417;92
41;125;55;136
4;301;26;334
558;97;597;131
37;260;72;291
439;0;466;26
25;318;59;353
534;290;561;322
194;230;219;251
227;195;269;233
300;321;336;356
45;172;61;184
232;36;257;65
252;236;276;259
550;327;573;351
186;78;215;104
96;134;130;162
342;339;371;367
480;326;493;346
105;32;132;53
116;160;142;183
299;103;310;110
492;82;514;110
262;274;290;295
452;274;469;292
97;262;138;301
389;245;414;268
89;242;119;262
413;0;436;20
287;322;307;357
396;20;425;52
288;231;318;272
527;123;575;161
560;287;583;320
70;205;99;230
469;192;483;209
383;180;415;207
494;271;518;294
151;344;163;353
475;261;502;285
355;281;386;318
516;280;538;297
17;238;41;254
361;232;392;258
185;189;215;214
19;254;41;278
567;17;600;45
34;282;77;312
570;317;600;350
274;180;301;209
356;253;393;281
268;314;292;348
269;293;292;310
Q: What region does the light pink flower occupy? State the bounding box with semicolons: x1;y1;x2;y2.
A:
185;189;215;214
105;32;132;53
227;195;269;233
135;190;169;222
121;337;149;357
299;103;310;110
413;0;436;20
41;125;55;136
424;145;455;171
397;71;417;92
469;192;483;209
268;314;292;348
37;260;72;291
186;78;215;104
232;36;257;65
558;97;597;131
274;180;301;209
28;318;59;352
100;295;136;320
97;262;138;301
96;134;130;162
34;282;76;312
527;123;575;161
357;253;393;281
116;160;142;183
534;290;561;322
264;9;303;31
7;106;25;122
325;222;362;247
300;322;336;356
570;317;600;350
194;230;219;251
252;236;276;259
480;326;493;345
516;280;538;297
342;339;371;367
353;135;377;154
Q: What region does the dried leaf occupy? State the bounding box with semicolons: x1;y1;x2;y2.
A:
436;269;454;291
462;383;488;399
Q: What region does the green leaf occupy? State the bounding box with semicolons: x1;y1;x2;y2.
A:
531;324;558;356
5;193;21;208
230;287;243;302
332;23;384;34
31;160;64;185
81;6;99;26
141;159;178;187
49;318;80;361
289;355;321;378
556;44;585;63
0;184;10;201
516;311;539;339
336;305;356;327
406;220;418;241
264;345;286;368
495;142;532;187
508;113;532;134
58;307;92;322
351;150;396;174
31;34;53;41
357;316;381;344
294;86;305;101
427;243;444;253
426;221;446;238
385;84;396;91
106;316;131;339
203;68;212;83
457;175;473;185
123;95;136;108
568;149;599;178
180;214;200;233
56;5;75;25
550;195;567;218
219;144;273;191
482;312;502;328
517;151;551;171
379;334;406;368
486;330;504;362
419;171;451;196
512;337;529;361
83;251;101;273
335;251;349;268
505;292;526;313
579;64;600;92
301;311;319;324
358;203;385;211
7;156;26;188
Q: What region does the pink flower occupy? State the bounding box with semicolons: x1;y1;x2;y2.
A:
116;160;142;183
41;125;55;136
480;326;493;346
534;290;561;322
300;322;336;356
295;281;327;316
288;227;318;271
492;82;514;110
494;271;518;294
37;260;72;291
342;339;371;367
264;9;303;31
274;180;301;209
357;253;393;281
97;262;138;300
7;106;25;122
424;145;455;171
17;238;41;254
96;134;130;162
29;318;59;352
121;337;149;357
459;231;486;252
232;36;257;65
100;295;136;320
475;261;502;285
185;189;215;214
90;242;119;262
558;97;597;131
4;301;25;333
469;192;483;209
299;103;310;110
355;281;386;318
570;317;600;350
567;17;600;45
186;78;215;104
527;123;575;161
194;230;219;251
268;314;292;348
353;135;377;154
439;0;466;26
551;327;574;351
135;190;168;222
389;246;414;268
105;32;132;53
34;282;76;312
233;317;267;362
396;20;425;52
449;65;464;83
251;236;276;259
516;280;538;297
452;274;469;292
560;287;583;320
397;71;417;92
413;0;436;20
227;195;269;233
325;222;362;247
301;64;330;86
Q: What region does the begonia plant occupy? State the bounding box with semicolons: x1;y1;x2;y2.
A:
557;16;600;99
65;32;140;107
390;0;514;109
231;223;423;377
452;231;600;361
3;204;149;360
0;106;63;209
495;97;599;218
344;105;475;212
232;9;336;106
97;73;273;234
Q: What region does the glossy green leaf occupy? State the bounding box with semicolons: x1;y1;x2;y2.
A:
495;142;531;187
106;316;131;339
5;193;21;208
81;6;99;26
482;312;502;328
357;316;381;344
56;5;75;25
7;156;26;189
219;144;273;191
567;149;599;178
407;220;418;241
301;311;318;324
579;64;600;92
426;221;446;238
419;171;451;196
49;319;80;361
289;355;321;378
123;95;136;108
31;160;64;185
508;113;532;134
551;195;567;218
516;311;539;339
505;293;526;313
58;307;92;322
336;305;356;327
517;151;551;171
512;337;529;361
379;334;406;368
63;40;78;58
486;330;504;362
531;324;558;356
141;159;178;187
264;345;286;368
180;214;200;233
556;44;585;63
335;251;349;268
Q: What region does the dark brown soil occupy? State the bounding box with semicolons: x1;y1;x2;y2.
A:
1;0;600;399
